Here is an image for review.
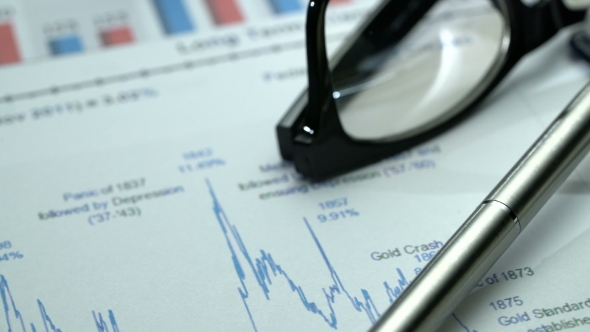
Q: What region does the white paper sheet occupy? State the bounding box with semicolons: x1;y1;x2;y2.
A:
1;0;590;331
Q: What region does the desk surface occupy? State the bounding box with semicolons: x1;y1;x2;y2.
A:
1;0;589;331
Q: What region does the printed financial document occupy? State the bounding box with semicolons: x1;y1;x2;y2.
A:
1;0;590;331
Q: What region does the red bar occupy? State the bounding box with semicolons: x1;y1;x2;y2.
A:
330;0;350;4
206;0;244;25
0;23;21;65
100;26;134;46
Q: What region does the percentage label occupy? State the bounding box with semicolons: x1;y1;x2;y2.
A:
0;251;23;261
0;241;12;250
317;209;360;223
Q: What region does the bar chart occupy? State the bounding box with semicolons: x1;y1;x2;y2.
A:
100;26;134;46
96;11;135;47
205;0;244;25
0;0;360;67
0;6;20;64
48;35;83;55
153;0;195;35
268;0;303;14
45;20;84;56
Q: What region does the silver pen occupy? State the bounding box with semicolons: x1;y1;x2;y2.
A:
369;82;590;332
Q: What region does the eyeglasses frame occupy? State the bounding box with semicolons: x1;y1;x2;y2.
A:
276;0;585;181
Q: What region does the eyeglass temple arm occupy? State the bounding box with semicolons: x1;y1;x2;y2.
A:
304;0;333;137
520;0;585;53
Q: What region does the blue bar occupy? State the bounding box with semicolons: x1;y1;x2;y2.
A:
269;0;302;13
153;0;195;35
49;35;83;55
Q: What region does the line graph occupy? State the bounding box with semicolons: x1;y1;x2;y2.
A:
0;275;120;332
206;179;409;331
206;179;478;331
453;314;478;332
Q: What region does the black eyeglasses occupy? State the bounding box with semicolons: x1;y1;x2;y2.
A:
276;0;585;181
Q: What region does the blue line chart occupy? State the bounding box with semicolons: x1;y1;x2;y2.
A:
92;310;120;332
0;274;120;332
452;314;478;332
206;179;409;331
206;179;478;331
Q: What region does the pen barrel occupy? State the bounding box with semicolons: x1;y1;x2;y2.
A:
370;82;590;332
486;82;590;229
369;201;519;332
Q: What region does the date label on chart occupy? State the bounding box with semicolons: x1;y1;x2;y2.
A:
87;207;142;225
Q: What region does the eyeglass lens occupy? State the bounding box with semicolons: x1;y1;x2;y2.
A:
330;0;506;142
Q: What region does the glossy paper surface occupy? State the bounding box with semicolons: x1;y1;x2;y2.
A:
0;0;589;331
